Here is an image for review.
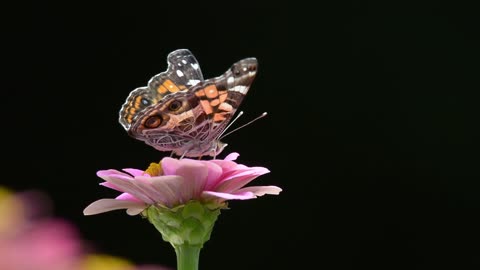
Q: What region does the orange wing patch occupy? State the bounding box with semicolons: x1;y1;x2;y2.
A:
218;90;227;103
157;85;168;94
157;79;185;95
210;99;220;107
163;79;180;93
213;112;227;122
205;85;219;98
195;89;206;97
200;99;213;114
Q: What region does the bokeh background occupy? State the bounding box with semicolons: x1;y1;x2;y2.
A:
3;1;480;269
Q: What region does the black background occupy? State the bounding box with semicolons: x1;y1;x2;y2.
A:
3;1;480;269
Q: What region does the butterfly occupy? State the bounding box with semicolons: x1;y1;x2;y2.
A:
119;49;258;158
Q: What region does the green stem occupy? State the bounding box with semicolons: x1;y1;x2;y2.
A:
174;244;202;270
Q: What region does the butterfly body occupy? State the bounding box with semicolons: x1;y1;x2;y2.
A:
119;49;257;157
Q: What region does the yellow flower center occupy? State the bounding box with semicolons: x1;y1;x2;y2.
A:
144;161;163;176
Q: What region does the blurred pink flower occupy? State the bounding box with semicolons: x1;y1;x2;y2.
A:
84;153;281;216
0;189;83;270
0;188;172;270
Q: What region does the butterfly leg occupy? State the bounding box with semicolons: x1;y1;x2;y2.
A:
179;150;189;160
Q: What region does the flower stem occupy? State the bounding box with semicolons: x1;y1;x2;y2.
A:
174;244;201;270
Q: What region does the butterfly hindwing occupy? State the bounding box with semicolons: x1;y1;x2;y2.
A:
194;57;258;125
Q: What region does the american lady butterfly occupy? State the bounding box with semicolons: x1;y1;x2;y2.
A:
119;49;258;158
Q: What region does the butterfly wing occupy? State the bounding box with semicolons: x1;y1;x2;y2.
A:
194;57;258;134
118;49;258;158
147;49;204;100
119;49;204;130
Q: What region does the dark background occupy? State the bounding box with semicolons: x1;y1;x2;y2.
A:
3;1;480;269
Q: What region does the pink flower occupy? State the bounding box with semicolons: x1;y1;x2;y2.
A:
1;188;172;270
83;153;281;216
0;189;83;270
0;219;83;270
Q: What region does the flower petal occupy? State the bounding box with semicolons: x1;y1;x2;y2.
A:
202;161;223;191
224;152;240;161
146;175;186;207
133;176;173;203
116;193;143;202
202;190;256;200
214;168;270;193
100;181;121;191
122;168;145;177
126;207;145;216
235;186;282;196
210;160;240;173
161;158;209;201
100;175;155;204
161;157;181;176
97;169;132;179
83;199;146;216
175;159;209;199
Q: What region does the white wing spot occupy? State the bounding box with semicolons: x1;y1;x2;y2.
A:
191;63;199;70
232;85;247;94
176;70;184;77
182;60;187;64
188;79;201;86
227;76;234;84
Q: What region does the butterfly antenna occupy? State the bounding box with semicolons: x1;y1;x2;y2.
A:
216;111;245;139
219;112;268;140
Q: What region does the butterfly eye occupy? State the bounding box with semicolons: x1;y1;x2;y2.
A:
168;100;182;111
144;115;162;128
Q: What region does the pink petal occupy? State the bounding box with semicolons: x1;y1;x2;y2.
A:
83;199;146;216
122;168;145;177
210;160;240;172
223;167;270;180
97;169;132;179
133;176;172;202
100;181;121;191
149;175;186;207
126;207;145;216
214;168;270;193
100;175;155;204
235;186;282;196
175;159;209;199
202;161;223;191
161;157;182;176
202;190;256;200
224;152;240;161
115;193;143;202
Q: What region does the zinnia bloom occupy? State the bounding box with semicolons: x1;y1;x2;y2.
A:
83;153;281;216
83;153;281;270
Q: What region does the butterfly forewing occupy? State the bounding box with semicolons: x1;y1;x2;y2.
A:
147;49;204;99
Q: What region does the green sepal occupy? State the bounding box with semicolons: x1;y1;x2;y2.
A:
144;201;225;248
